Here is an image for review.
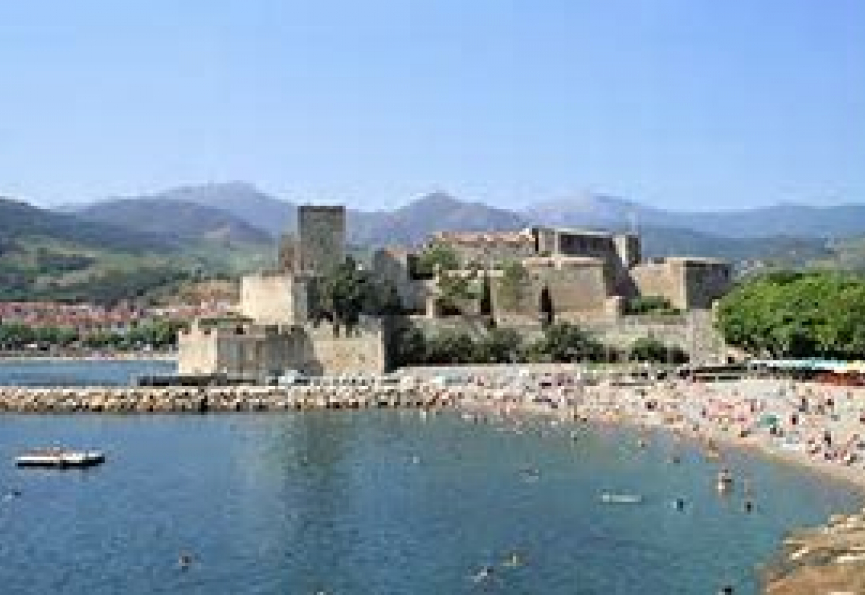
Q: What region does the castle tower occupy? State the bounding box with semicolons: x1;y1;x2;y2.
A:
297;205;346;275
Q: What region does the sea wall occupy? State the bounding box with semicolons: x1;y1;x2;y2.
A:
0;384;449;413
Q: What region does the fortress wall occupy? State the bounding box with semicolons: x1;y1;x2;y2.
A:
431;238;535;268
578;311;726;364
177;324;218;374
299;320;388;375
240;273;303;325
542;259;610;313
630;261;687;309
372;249;428;313
490;271;543;320
631;259;731;311
490;258;612;321
682;260;731;309
178;323;295;377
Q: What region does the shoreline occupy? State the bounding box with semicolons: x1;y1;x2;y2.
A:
1;372;863;591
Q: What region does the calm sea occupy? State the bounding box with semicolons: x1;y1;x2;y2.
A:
0;359;176;386
0;362;860;594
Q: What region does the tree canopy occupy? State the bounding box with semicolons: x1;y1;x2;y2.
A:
715;271;865;359
316;257;401;328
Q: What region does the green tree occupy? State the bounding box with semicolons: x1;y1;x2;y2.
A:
414;243;459;278
716;271;865;359
425;330;476;364
630;337;688;363
390;324;427;367
316;257;398;328
474;327;522;363
526;322;604;363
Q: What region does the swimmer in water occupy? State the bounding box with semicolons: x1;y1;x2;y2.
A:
470;565;494;583
178;552;193;570
503;552;523;567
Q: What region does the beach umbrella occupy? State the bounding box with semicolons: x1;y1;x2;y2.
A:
759;413;780;427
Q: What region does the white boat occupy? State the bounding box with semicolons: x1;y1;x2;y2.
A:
15;448;105;468
600;492;643;504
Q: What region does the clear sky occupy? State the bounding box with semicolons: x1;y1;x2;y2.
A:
1;0;863;211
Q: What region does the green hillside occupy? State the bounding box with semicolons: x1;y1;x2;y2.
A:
0;198;270;304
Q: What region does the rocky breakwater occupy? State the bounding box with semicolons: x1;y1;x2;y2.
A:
0;385;452;414
764;509;865;594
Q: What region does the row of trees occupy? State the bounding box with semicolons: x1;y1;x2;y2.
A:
716;271;865;359
0;319;183;351
391;322;687;367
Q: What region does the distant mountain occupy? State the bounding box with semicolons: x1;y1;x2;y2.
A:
0;197;172;253
637;225;833;265
58;183;865;274
158;182;295;238
76;198;272;245
526;193;865;239
667;203;865;239
348;192;528;246
525;193;665;230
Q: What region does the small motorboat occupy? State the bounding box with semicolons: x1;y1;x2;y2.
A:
600;492;643;504
15;448;105;468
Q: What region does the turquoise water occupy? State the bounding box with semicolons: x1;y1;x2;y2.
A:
0;359;175;386
0;408;860;594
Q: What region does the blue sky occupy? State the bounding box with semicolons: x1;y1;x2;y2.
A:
1;0;862;211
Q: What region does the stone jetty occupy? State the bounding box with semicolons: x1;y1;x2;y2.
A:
764;509;865;594
0;385;451;414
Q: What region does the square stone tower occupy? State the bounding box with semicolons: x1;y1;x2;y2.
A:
297;205;346;275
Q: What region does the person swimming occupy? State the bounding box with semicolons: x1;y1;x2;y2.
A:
178;552;193;570
470;565;494;583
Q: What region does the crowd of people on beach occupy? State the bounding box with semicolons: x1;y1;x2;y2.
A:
424;371;865;488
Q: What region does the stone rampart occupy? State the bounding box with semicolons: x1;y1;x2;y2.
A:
239;272;307;325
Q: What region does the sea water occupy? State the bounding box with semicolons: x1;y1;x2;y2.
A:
0;403;860;594
0;359;175;387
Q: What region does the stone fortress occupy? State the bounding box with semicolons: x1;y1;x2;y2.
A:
179;205;387;378
179;203;733;378
374;227;730;322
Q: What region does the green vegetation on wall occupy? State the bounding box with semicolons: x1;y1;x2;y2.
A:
624;295;681;315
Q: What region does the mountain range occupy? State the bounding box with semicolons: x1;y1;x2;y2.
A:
2;182;862;303
67;182;863;246
64;183;862;263
2;182;861;302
